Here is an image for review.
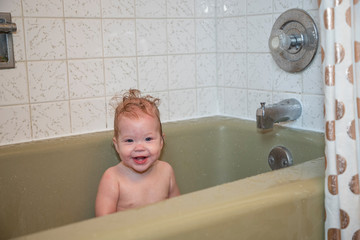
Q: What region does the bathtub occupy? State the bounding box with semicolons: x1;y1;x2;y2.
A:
0;116;325;240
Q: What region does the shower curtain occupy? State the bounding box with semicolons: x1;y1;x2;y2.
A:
320;0;360;239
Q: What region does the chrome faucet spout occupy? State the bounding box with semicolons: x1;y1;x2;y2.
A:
256;99;302;130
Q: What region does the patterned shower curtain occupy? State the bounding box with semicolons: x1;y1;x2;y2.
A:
320;0;360;239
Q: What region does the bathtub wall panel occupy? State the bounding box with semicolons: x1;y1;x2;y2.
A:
0;0;323;146
0;131;119;239
161;117;324;194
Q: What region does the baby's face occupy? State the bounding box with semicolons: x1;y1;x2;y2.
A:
113;113;163;173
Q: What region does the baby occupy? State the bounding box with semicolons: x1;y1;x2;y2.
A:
95;89;180;216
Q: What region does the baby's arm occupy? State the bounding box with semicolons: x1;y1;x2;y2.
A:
168;166;180;198
95;169;119;217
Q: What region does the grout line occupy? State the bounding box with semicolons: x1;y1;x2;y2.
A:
165;0;171;121
20;0;34;140
99;0;108;129
61;0;73;134
134;0;140;91
193;0;198;118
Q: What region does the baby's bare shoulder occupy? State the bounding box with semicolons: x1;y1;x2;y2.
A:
157;161;175;173
102;164;123;179
157;160;170;168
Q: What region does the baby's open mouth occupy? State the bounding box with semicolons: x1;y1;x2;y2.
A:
133;156;148;164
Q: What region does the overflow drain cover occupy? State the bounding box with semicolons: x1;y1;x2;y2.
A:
268;146;293;170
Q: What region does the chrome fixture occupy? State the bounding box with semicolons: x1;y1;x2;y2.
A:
256;98;302;130
268;146;293;170
0;12;17;69
269;9;318;72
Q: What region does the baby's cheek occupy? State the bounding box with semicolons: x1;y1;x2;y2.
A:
151;145;163;157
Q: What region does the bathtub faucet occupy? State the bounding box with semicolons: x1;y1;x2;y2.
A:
256;98;302;130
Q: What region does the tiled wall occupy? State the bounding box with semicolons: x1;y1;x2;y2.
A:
0;0;323;146
216;0;323;131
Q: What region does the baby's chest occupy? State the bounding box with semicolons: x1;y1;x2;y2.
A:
119;177;170;204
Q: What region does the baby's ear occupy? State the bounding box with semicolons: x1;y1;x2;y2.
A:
161;134;165;147
112;137;119;153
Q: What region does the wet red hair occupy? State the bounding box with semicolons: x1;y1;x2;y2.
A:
112;89;162;138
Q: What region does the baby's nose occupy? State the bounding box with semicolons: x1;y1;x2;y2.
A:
134;142;145;151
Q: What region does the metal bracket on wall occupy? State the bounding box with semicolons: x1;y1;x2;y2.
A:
0;12;17;69
268;9;318;73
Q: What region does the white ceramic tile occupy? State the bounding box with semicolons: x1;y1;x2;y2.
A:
303;50;323;94
104;57;138;97
224;88;247;118
24;18;66;60
195;0;216;17
246;0;272;14
106;96;116;130
65;19;102;59
0;0;22;16
31;101;71;139
136;19;167;56
169;89;197;120
167;19;195;54
0;62;28;105
248;53;273;91
68;59;105;99
272;13;281;24
247;15;273;53
197;87;218;116
70;98;106;133
197;53;216;87
103;19;136;57
223;53;247;88
0;105;31;145
247;90;272;120
216;53;225;86
302;94;324;131
222;17;247;52
273;0;303;13
136;0;166;17
272;92;303;129
273;63;302;93
147;91;169;122
272;92;302;104
22;0;63;17
217;87;225;114
64;0;101;17
216;19;224;52
167;0;195;17
196;19;216;53
138;56;168;92
12;18;25;61
303;0;319;10
101;0;135;18
168;54;196;89
216;0;224;17
222;0;247;17
28;61;68;103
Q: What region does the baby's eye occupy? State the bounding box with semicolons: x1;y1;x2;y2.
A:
145;137;153;142
124;139;134;143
